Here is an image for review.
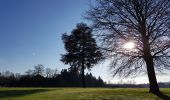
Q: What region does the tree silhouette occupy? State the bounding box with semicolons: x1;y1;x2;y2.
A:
25;69;33;76
34;64;45;76
45;68;53;78
86;0;170;94
61;23;103;87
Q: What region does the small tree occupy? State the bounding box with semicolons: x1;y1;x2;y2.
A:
46;68;53;78
34;64;45;76
25;69;33;76
61;23;103;87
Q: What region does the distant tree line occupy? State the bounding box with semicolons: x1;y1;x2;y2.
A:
0;64;105;87
106;82;170;88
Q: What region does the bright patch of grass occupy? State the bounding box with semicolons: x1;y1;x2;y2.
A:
0;88;169;100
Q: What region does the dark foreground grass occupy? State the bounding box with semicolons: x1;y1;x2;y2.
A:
0;88;170;100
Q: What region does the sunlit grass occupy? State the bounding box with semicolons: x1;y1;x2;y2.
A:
0;88;170;100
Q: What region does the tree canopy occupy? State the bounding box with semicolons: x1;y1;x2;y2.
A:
61;23;103;87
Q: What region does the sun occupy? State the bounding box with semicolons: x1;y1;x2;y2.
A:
123;41;135;50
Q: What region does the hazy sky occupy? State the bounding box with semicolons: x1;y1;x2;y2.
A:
0;0;169;84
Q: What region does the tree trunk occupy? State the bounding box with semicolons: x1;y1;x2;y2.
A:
81;62;85;88
81;33;86;88
144;54;160;94
141;20;160;94
142;36;160;94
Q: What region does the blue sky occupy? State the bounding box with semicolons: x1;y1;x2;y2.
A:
0;0;169;84
0;0;89;72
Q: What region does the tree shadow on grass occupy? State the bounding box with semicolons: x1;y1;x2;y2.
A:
153;92;170;100
0;89;51;99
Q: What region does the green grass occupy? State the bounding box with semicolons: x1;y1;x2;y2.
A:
0;88;170;100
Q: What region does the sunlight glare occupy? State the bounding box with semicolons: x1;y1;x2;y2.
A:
123;42;135;50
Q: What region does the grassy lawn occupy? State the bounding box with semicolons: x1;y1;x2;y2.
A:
0;88;170;100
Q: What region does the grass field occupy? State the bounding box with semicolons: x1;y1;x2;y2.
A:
0;88;170;100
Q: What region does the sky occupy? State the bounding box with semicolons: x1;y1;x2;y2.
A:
0;0;169;84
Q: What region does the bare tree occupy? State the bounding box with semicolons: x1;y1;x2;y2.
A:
34;64;45;76
14;73;21;80
25;69;33;76
2;71;14;78
53;68;58;77
86;0;170;94
46;68;53;78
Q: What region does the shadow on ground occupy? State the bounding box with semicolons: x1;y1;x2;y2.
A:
154;92;170;100
0;89;50;98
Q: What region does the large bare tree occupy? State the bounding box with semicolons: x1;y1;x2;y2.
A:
86;0;170;94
